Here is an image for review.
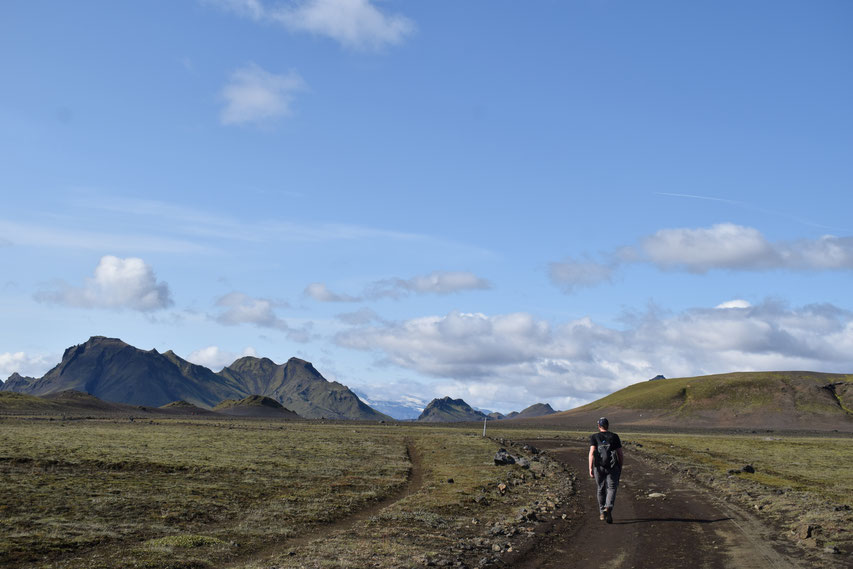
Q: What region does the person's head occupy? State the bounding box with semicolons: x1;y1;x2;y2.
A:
597;417;609;431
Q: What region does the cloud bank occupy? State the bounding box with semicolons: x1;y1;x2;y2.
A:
35;256;173;311
550;223;853;292
336;301;853;411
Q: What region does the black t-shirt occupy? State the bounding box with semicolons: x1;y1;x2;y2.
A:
589;431;622;452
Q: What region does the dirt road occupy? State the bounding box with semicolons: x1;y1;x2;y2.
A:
511;439;808;569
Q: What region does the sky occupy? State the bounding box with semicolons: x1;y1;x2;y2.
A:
2;0;852;415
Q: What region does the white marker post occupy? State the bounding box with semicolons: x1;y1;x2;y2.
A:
483;416;487;437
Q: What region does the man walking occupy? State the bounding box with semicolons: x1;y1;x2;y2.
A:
588;417;623;523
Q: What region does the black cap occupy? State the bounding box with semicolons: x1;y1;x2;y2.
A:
597;417;609;428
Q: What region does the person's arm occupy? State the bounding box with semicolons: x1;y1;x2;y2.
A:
588;445;596;477
616;447;624;466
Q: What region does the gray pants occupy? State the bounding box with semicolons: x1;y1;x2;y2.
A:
593;464;622;512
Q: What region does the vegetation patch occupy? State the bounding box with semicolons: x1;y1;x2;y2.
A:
144;534;225;548
0;419;575;569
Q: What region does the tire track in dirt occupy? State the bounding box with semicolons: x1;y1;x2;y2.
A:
509;439;805;569
226;439;424;567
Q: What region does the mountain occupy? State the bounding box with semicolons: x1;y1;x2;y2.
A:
417;396;488;423
218;356;390;420
0;337;240;408
512;403;557;419
3;372;37;391
520;371;853;431
213;395;300;419
1;336;390;420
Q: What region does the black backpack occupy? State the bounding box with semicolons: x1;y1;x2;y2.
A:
594;433;619;471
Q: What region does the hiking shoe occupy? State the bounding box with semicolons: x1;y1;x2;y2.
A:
604;509;613;524
599;512;605;521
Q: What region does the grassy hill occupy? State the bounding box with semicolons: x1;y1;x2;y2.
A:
213;395;300;418
526;371;853;431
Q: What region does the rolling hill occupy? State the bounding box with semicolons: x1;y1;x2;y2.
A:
523;371;853;431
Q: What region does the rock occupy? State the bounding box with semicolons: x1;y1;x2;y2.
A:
797;524;819;540
741;465;755;474
834;504;851;511
498;483;508;495
648;492;666;499
447;478;454;484
516;457;531;469
823;545;840;554
494;449;516;466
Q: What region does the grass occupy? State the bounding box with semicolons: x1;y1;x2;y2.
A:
0;419;411;568
0;419;571;569
628;432;853;503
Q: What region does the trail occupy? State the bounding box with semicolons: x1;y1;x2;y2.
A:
225;440;424;567
509;439;805;569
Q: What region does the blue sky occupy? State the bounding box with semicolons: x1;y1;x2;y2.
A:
2;0;852;414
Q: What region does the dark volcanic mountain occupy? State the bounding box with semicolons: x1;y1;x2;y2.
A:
1;336;389;420
418;396;488;423
219;356;389;420
0;337;241;408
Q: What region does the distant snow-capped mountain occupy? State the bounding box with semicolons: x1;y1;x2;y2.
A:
352;390;427;421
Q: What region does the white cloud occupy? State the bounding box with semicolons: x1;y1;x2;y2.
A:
308;271;491;302
271;0;414;50
220;63;306;126
643;223;778;272
390;271;491;295
35;256;173;312
643;223;853;272
206;0;414;51
716;299;752;309
336;301;853;410
214;291;289;328
549;258;614;292
185;345;258;371
551;223;853;294
213;291;312;342
0;352;56;379
305;282;360;302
